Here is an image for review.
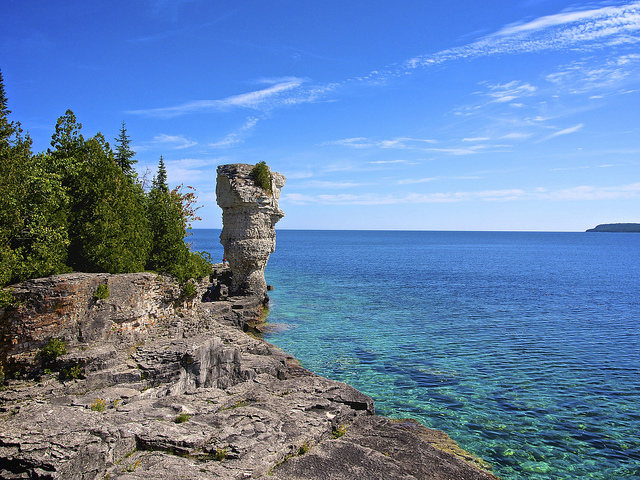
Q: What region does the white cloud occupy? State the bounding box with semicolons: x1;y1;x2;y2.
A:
325;136;437;149
485;81;537;103
502;132;533;140
153;134;197;149
210;117;260;148
282;181;640;205
397;177;438;185
403;2;640;71
462;137;491;142
547;123;584;139
127;79;305;118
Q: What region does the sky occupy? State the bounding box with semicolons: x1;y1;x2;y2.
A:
2;0;639;231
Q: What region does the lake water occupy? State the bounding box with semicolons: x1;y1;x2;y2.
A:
189;229;640;479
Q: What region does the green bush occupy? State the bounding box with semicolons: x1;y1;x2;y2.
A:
181;282;196;298
94;283;109;300
40;338;66;367
332;425;347;439
174;413;191;423
251;161;272;194
0;289;16;309
59;363;83;380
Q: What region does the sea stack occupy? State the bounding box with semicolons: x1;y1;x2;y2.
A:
216;163;285;300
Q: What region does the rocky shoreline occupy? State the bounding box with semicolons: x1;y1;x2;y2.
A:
0;271;498;480
1;163;499;479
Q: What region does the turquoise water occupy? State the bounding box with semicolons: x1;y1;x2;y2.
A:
190;229;640;479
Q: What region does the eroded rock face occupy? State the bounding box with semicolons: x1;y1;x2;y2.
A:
216;164;286;298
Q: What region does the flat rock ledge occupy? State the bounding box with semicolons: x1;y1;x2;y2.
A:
0;274;498;480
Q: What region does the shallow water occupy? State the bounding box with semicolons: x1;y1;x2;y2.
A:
190;229;640;479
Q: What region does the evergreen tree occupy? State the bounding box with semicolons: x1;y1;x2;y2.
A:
0;70;69;286
114;121;136;178
65;132;151;273
146;159;211;281
151;155;168;192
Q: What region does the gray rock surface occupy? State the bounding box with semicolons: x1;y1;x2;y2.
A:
216;164;286;298
0;278;498;479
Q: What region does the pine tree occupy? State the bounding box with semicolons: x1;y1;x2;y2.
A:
114;121;137;178
65;132;151;273
151;155;168;192
0;71;70;286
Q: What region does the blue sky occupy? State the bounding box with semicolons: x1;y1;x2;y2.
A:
2;0;639;231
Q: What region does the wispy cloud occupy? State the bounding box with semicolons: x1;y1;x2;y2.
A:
153;134;197;149
403;2;640;71
325;136;437;149
282;181;640;205
484;81;537;103
210;116;260;148
127;78;305;118
132;133;197;152
546;123;584;139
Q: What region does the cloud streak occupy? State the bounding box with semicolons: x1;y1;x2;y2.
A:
127;78;305;118
403;2;640;71
283;181;640;205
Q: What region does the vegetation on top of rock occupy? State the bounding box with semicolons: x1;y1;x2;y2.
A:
0;68;213;287
251;161;272;195
93;283;110;300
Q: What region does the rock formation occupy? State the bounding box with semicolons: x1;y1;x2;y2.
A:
216;163;285;299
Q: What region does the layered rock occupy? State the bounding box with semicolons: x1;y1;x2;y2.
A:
216;163;286;299
0;276;498;479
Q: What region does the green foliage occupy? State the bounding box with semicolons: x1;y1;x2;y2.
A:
0;289;16;309
59;363;83;380
181;282;196;298
66;134;151;274
40;338;66;366
94;283;110;300
114;121;137;178
152;155;168;192
332;425;347;439
251;161;272;194
212;447;228;461
298;442;311;455
0;85;213;287
174;413;191;424
90;398;106;412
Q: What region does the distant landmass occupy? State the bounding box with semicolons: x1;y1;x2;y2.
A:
586;223;640;232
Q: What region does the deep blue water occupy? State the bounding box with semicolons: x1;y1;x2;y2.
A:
189;229;640;479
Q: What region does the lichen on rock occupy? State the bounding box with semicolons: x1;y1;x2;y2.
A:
216;163;286;299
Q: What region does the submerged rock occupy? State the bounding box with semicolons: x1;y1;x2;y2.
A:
216;163;286;299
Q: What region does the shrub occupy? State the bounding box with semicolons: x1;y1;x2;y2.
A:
59;363;83;380
332;425;347;439
0;289;17;309
212;447;227;461
181;282;196;298
299;442;310;455
251;161;272;195
174;413;191;424
40;338;66;367
91;398;106;412
94;283;109;300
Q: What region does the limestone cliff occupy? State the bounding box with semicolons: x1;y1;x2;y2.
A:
216;163;285;299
